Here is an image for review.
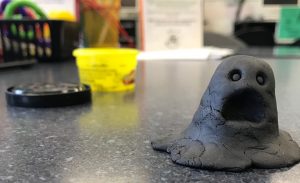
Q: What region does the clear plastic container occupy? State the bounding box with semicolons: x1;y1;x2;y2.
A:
80;0;120;47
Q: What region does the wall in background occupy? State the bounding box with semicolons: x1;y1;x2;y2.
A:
31;0;299;37
204;0;238;35
204;0;300;35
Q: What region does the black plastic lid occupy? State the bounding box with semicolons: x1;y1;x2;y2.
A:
6;83;91;108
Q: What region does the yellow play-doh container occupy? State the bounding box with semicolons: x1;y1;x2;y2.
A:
73;48;138;92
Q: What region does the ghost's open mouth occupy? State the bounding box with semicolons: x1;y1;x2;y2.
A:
221;88;266;123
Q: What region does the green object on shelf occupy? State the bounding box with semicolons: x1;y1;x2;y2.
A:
274;46;300;56
12;14;23;20
10;24;17;35
277;6;300;40
3;0;47;19
27;29;34;40
19;30;26;39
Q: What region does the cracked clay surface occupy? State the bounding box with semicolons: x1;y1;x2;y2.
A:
151;55;300;171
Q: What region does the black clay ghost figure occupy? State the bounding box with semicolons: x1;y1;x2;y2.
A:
151;55;300;171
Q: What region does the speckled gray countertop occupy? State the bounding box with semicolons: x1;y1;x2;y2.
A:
0;59;300;183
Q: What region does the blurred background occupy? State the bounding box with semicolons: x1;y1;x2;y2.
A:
29;0;300;46
1;0;300;88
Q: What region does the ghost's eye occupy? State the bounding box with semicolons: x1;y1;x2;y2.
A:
256;73;265;85
229;69;241;81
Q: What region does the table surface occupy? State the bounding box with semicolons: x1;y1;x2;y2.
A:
0;59;300;183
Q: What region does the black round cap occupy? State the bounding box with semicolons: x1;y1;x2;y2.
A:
6;83;91;108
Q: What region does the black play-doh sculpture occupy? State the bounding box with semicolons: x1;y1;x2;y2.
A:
151;55;300;171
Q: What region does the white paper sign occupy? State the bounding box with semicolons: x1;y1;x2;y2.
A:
140;0;203;51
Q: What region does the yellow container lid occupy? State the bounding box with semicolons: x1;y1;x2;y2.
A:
73;48;139;57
